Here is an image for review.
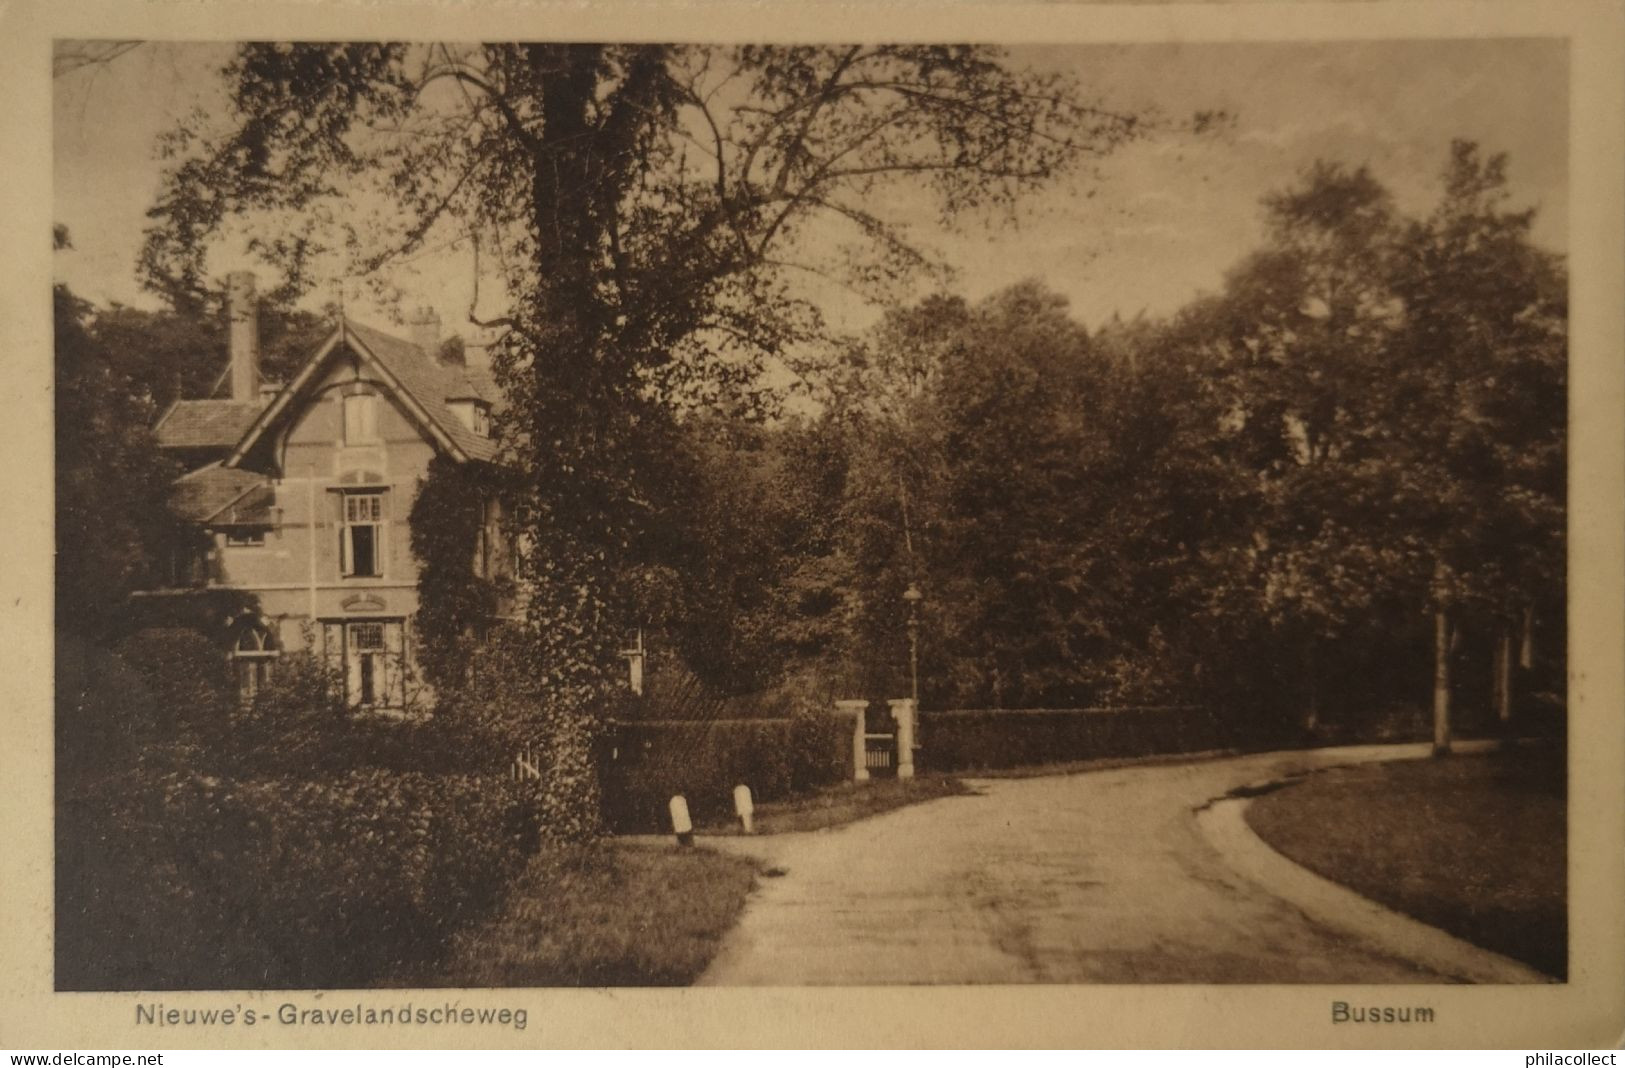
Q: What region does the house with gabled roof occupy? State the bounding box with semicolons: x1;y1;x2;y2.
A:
151;272;508;711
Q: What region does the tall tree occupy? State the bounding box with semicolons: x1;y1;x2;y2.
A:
54;283;187;639
1389;140;1567;742
142;43;1145;832
1176;162;1423;731
92;302;330;414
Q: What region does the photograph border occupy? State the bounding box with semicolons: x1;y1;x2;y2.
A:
4;0;1621;1049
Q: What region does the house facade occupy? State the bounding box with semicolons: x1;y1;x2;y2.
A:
153;272;506;711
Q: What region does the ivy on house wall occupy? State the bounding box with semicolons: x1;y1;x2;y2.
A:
407;454;512;693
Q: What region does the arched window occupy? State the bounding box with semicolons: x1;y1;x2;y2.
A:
232;621;281;703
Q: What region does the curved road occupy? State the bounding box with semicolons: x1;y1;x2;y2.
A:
697;745;1457;985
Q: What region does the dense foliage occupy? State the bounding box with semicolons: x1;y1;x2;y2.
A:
138;42;1153;832
408;453;517;692
55;627;536;989
58;767;540;989
654;142;1565;741
54;284;190;639
601;697;847;832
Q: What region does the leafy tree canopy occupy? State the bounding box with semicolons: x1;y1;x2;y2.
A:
139;42;1153;831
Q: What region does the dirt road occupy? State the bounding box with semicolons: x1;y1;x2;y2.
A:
697;745;1457;984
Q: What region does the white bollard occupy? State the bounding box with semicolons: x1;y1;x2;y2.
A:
669;794;694;847
733;784;755;834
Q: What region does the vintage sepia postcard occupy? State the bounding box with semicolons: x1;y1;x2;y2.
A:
2;0;1621;1051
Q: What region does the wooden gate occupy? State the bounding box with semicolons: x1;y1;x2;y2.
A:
864;732;897;775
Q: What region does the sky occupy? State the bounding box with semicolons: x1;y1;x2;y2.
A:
51;38;1568;336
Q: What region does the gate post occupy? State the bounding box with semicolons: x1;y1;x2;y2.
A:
889;698;917;780
834;699;870;782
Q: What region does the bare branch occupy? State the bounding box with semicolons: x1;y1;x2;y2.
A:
53;40;143;78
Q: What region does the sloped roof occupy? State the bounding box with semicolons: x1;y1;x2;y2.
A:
224;318;501;469
154;400;264;450
341;320;499;462
170;464;274;524
446;363;499;401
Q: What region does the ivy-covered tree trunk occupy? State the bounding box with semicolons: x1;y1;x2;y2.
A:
498;45;675;838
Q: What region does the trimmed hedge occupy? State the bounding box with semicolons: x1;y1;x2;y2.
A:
601;706;846;832
57;768;540;990
919;706;1244;772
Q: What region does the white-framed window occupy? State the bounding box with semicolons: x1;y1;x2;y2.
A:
340;492;385;577
232;622;280;704
449;399;491;437
343;392;379;443
620;628;645;697
224;527;267;547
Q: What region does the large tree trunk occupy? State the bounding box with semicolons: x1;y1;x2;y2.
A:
511;44;668;838
1432;608;1452;757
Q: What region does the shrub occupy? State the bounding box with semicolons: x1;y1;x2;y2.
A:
57;633;164;778
601;719;794;831
56;767;541;990
597;672;851;832
108;627;232;740
786;698;847;793
435;626;608;842
200;646;343;771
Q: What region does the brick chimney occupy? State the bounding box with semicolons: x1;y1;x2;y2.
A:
409;307;441;357
226;271;261;403
462;325;498;374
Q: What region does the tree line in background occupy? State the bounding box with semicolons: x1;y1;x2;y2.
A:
644;141;1566;743
55;43;1564;845
49;42;1566;990
57;136;1566;751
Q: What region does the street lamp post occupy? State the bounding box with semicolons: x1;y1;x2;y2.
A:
899;584;923;776
902;584;922;705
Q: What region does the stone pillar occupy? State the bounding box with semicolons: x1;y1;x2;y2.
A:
834;699;869;782
889;698;916;780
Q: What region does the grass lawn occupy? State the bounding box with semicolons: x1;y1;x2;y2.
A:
696;774;970;835
422;842;758;986
1244;745;1566;978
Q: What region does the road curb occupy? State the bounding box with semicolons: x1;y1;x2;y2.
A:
1195;789;1556;984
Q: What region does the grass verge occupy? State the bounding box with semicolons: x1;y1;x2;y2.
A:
1244;746;1566;978
422;842;758;986
697;774;970;835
